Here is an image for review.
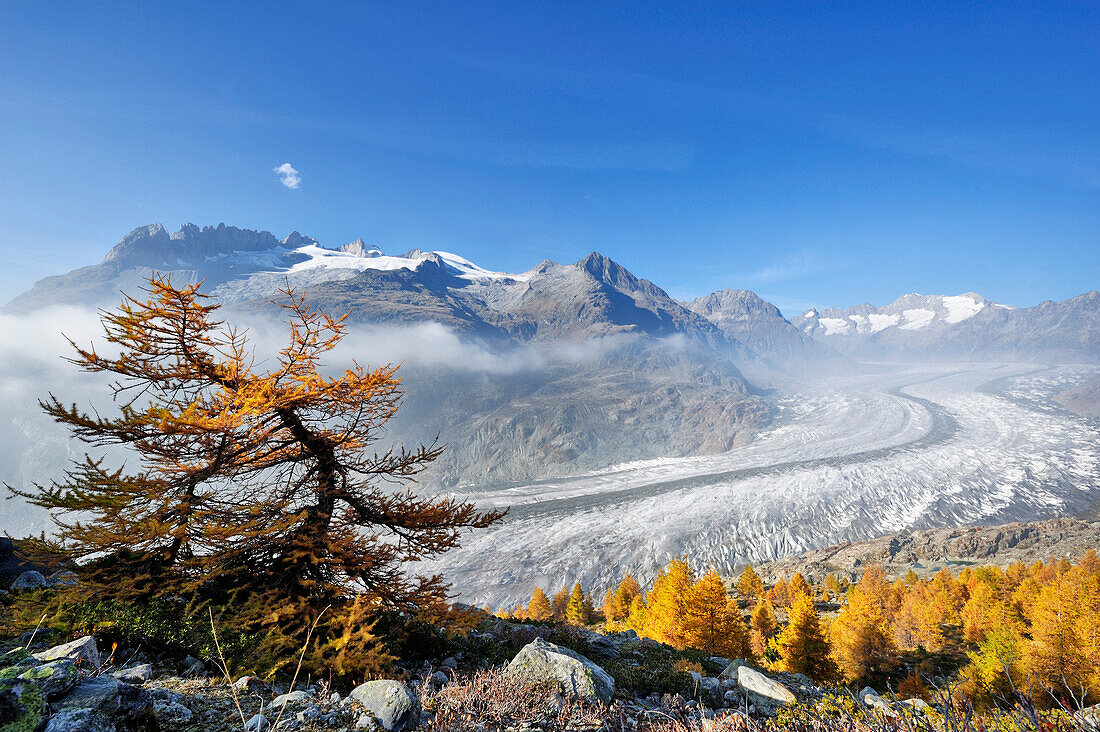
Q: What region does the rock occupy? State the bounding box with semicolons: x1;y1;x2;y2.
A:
348;680;420;732
18;627;58;648
52;676;122;716
10;570;47;591
904;698;931;712
19;658;80;699
736;666;796;705
0;678;48;730
583;632;622;659
154;699;193;722
429;671;449;688
112;663;153;684
115;680;156;728
34;636;101;670
1074;703;1100;731
234;675;269;693
271;689;314;708
148;687;183;704
719;659;749;680
244;713;270;731
2;647;36;666
698;677;723;707
0;537;46;589
181;655;204;675
45;707;116;732
440;657;458;669
355;714;381;731
506;638;615;704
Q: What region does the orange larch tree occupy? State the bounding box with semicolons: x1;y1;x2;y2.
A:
683;569;749;658
643;558;696;647
526;586;553;621
16;276;504;630
777;593;835;683
750;597;779;658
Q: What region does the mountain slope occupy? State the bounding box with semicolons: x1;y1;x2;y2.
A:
685;289;847;372
2;223;770;496
752;517;1100;582
791;292;1100;362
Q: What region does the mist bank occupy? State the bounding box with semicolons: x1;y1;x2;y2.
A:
0;305;771;537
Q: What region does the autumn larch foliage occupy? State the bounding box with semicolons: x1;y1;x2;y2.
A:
749;598;779;657
642;558;696;648
602;573;641;625
525;587;553;621
682;569;749;658
776;593;835;682
830;584;897;684
15;276;504;664
736;564;765;599
566;582;592;625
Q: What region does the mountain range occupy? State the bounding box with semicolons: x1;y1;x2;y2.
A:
3;223;1098;502
792;291;1100;363
9;223;1098;367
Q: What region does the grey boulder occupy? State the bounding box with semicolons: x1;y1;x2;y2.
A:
52;676;122;716
0;677;49;730
719;659;749;680
52;676;156;730
34;635;101;670
112;663;153;684
271;689;313;708
244;713;270;731
737;666;796;705
10;570;47;591
19;658;80;699
349;680;420;732
45;707;116;732
506;637;615;704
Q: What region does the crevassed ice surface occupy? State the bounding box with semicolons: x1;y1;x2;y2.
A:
423;364;1100;608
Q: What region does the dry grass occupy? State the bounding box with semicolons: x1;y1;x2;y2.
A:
419;668;606;732
415;670;1095;732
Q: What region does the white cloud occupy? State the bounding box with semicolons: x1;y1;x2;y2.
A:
273;162;301;189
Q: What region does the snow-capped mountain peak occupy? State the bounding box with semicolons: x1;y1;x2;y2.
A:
793;292;998;338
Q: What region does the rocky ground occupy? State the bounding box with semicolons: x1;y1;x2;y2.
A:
3;602;1100;731
0;621;891;732
751;517;1100;583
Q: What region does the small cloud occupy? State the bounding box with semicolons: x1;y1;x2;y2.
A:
273;162;301;189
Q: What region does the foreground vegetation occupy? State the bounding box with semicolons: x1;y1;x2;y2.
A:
503;551;1100;712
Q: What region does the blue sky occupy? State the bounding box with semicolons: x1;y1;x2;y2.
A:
1;2;1097;313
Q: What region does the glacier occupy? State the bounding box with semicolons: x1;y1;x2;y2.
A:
422;363;1100;609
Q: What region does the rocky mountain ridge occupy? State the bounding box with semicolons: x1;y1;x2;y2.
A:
791;291;1100;363
750;517;1100;583
684;289;849;373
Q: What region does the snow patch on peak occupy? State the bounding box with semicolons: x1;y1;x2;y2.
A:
819;317;852;336
942;295;985;324
284;243;528;282
899;308;936;330
435;251;532;282
868;313;900;332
